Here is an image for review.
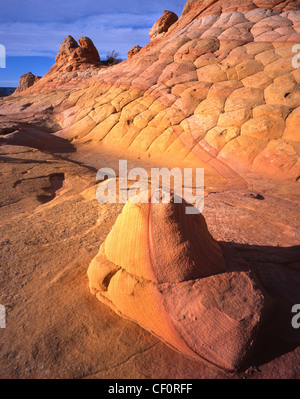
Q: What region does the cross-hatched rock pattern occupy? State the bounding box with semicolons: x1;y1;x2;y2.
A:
1;0;300;183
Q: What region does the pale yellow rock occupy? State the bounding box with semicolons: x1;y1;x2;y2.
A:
218;136;268;172
253;104;290;120
197;64;227;83
242;72;273;89
218;108;252;128
89;104;116;124
241;117;285;140
83;113;120;142
225;87;264;112
265;74;300;108
194;97;225;115
147;126;182;153
283;107;300;142
235;59;264;80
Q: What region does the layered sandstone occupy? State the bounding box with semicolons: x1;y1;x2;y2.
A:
149;10;179;40
128;45;142;58
88;194;271;371
2;0;298;182
0;0;299;378
52;35;101;72
15;72;41;93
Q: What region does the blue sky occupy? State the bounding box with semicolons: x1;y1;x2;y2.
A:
0;0;186;87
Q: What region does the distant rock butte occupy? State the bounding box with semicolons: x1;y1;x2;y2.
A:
53;35;101;72
88;194;271;371
15;72;41;93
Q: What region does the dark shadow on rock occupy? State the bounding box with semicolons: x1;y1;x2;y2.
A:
0;127;75;154
36;173;65;203
0;156;54;164
52;153;98;174
220;241;300;370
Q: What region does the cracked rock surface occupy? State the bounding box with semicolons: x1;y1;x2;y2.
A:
0;0;299;379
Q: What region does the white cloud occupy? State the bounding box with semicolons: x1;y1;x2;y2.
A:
0;13;162;59
0;80;19;85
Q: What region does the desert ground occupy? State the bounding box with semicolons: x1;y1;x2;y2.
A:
0;0;299;379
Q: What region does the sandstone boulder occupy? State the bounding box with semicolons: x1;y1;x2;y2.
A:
88;194;271;371
149;10;178;40
128;45;142;58
54;35;101;72
15;72;41;93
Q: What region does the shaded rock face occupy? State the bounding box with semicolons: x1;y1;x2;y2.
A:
54;35;101;72
15;72;41;93
128;45;142;58
149;10;179;40
88;195;271;371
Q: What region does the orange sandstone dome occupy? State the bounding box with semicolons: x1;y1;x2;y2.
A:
88;195;271;371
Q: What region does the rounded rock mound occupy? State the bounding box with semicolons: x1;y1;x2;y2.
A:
54;35;101;72
88;194;272;371
15;72;41;93
149;10;179;40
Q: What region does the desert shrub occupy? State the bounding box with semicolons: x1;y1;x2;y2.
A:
104;50;122;66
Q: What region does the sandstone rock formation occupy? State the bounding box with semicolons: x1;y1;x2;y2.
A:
15;72;41;93
53;35;101;72
149;10;179;40
0;0;300;379
5;0;298;182
128;45;142;58
88;194;271;371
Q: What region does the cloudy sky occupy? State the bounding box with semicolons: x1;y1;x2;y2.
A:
0;0;186;87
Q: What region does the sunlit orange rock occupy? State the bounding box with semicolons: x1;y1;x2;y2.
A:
53;35;101;72
88;195;271;371
5;0;299;182
15;72;41;93
128;45;142;58
149;10;178;40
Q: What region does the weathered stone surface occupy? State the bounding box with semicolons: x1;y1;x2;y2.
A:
53;35;101;72
283;107;300;142
0;142;299;379
6;0;298;182
1;0;300;379
128;45;142;58
15;72;41;93
149;10;178;40
88;195;271;371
